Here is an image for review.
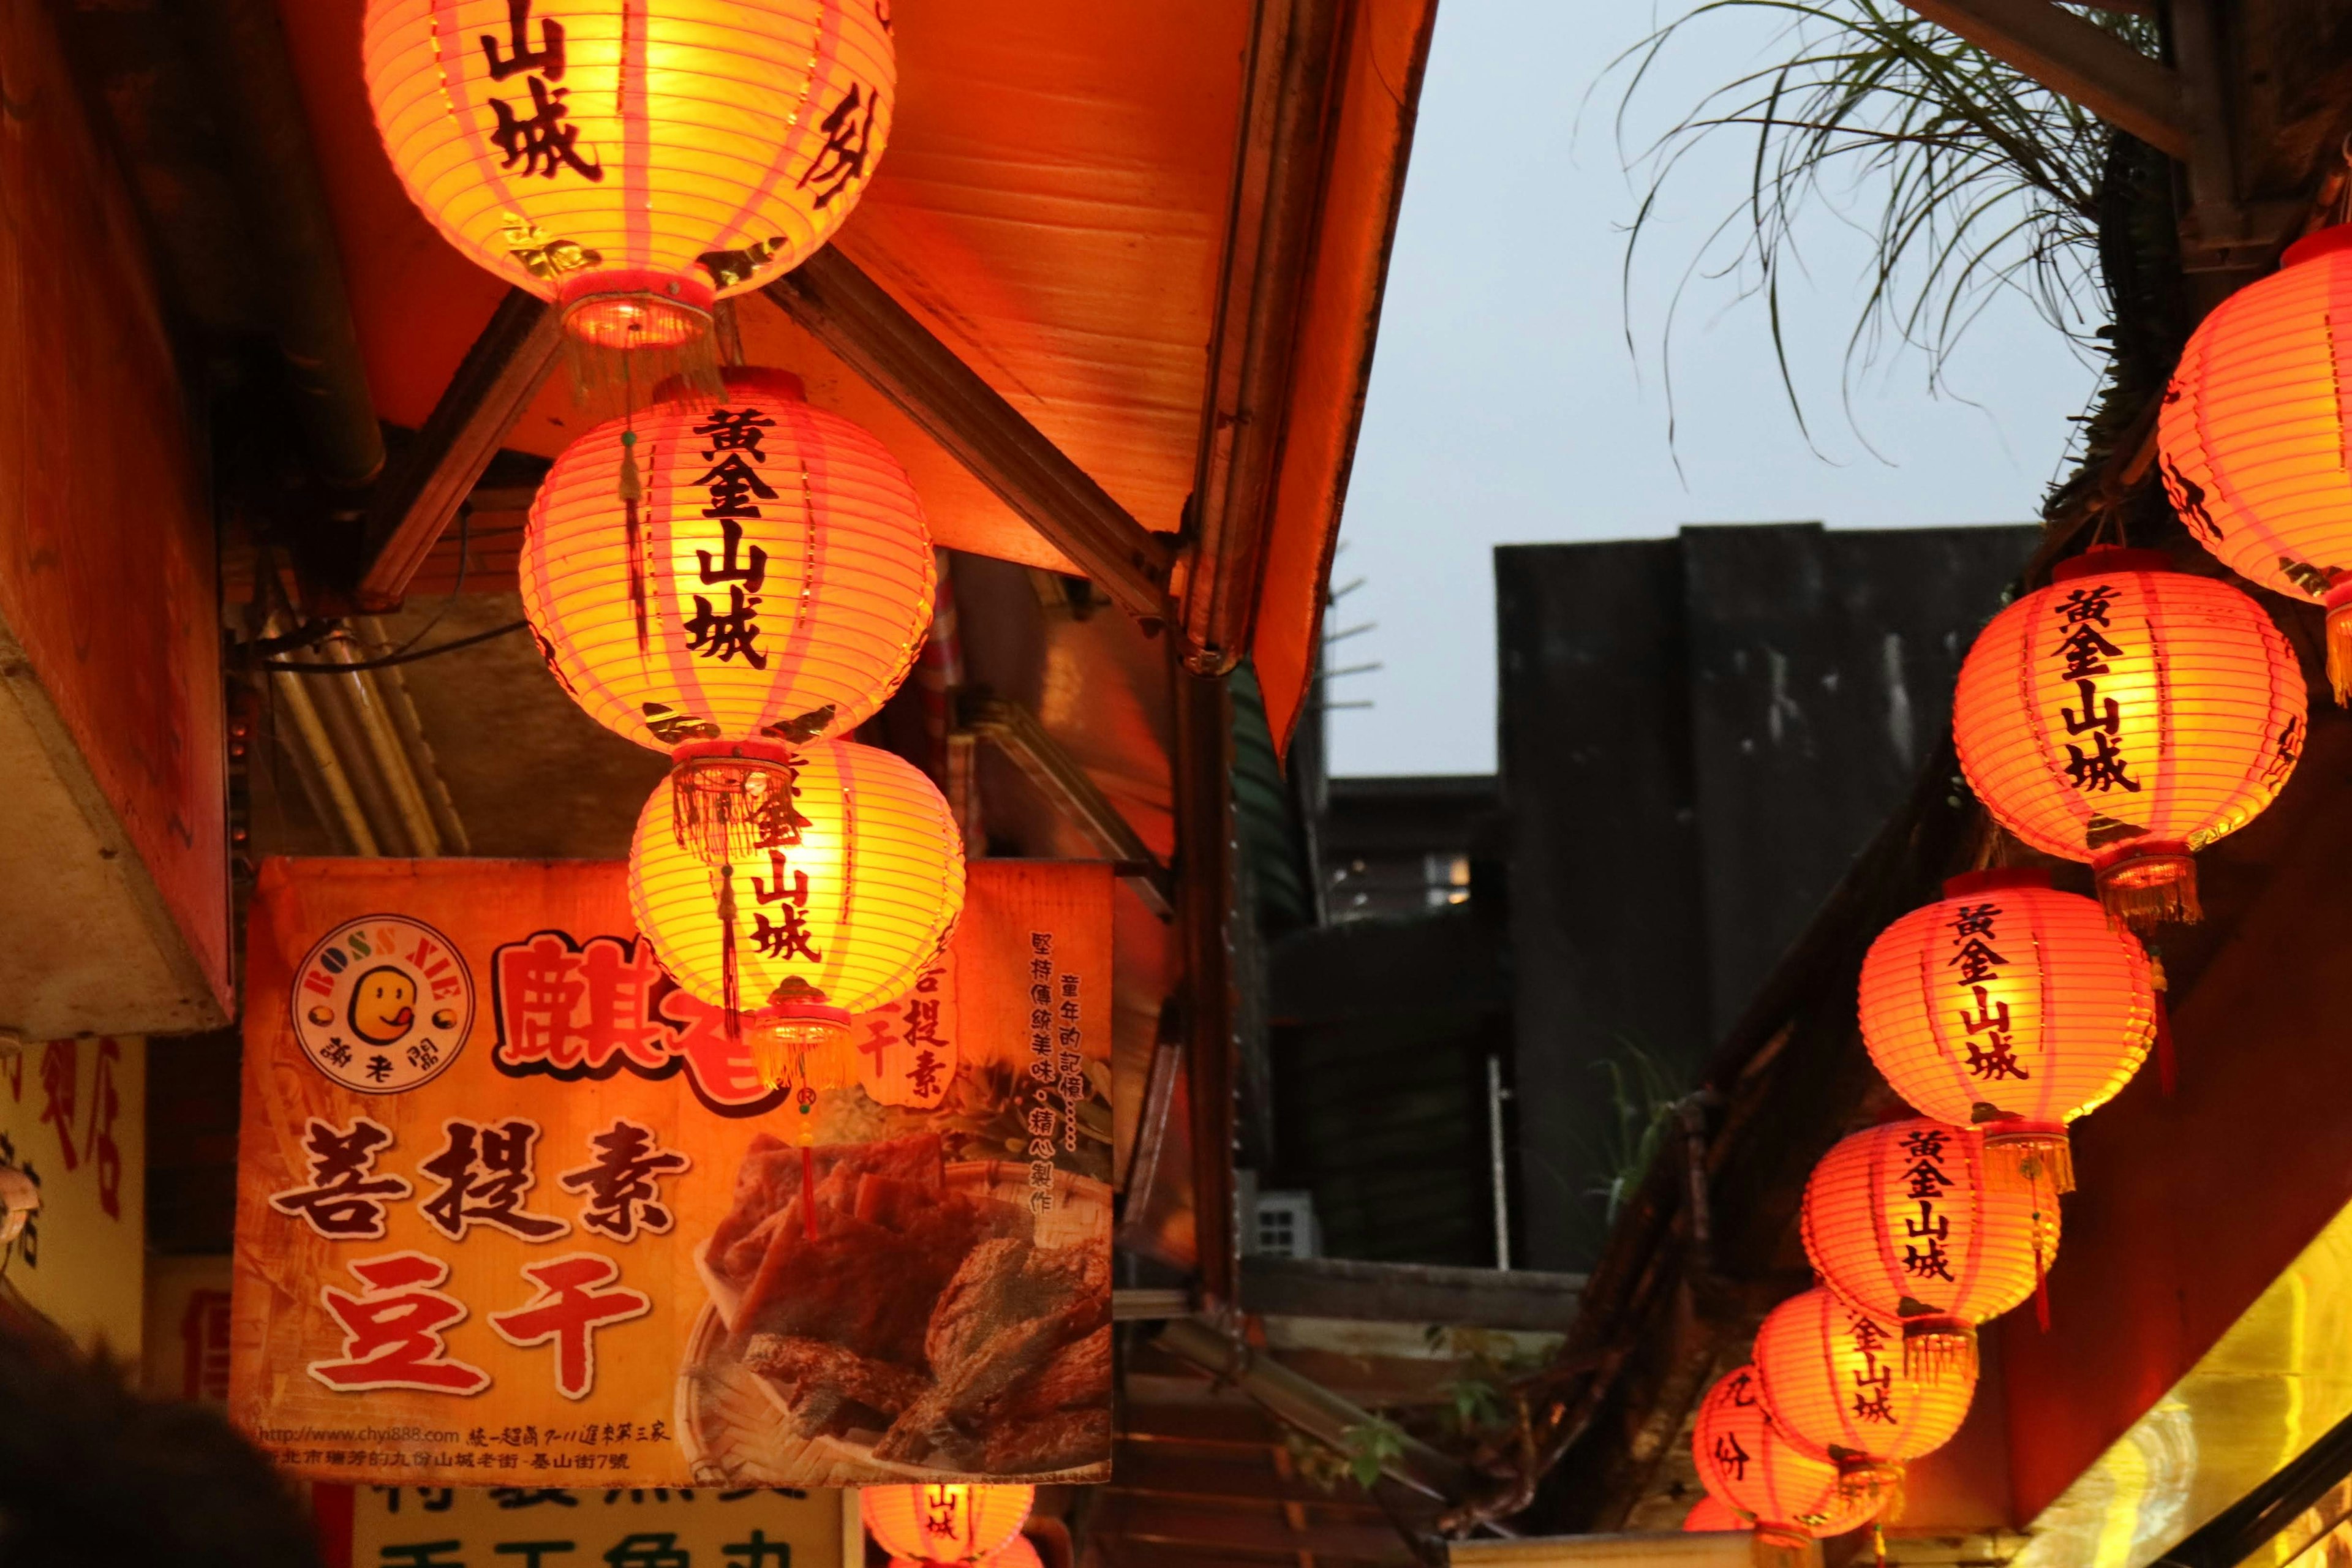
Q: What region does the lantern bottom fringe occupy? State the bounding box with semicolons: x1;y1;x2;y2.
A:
745;1009;854;1091
672;750;807;864
2329;598;2352;706
1836;1461;1904;1519
2097;852;2199;930
1981;1126;2075;1197
1901;1320;1977;1386
1750;1526;1820;1568
563;315;723;423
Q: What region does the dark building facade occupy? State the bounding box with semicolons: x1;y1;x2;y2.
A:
1499;521;2038;1270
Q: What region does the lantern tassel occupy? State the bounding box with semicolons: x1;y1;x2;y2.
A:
2034;1227;2053;1332
620;428;649;657
2328;586;2352;706
1874;1525;1888;1568
1901;1318;1977;1386
718;862;741;1045
801;1139;818;1243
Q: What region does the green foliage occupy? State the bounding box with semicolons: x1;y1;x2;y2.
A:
1613;1;2158;440
1340;1417;1409;1490
1589;1037;1684;1226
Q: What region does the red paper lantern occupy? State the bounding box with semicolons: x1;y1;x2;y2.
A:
521;367;935;859
627;737;962;1083
2160;224;2352;699
1951;546;2304;926
862;1485;1034;1564
1692;1365;1882;1547
1683;1496;1752;1533
365;0;892;357
1753;1286;1974;1468
1858;868;2157;1196
1800;1120;2057;1384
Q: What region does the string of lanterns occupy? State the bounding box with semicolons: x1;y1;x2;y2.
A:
1698;300;2324;1546
363;0;958;1133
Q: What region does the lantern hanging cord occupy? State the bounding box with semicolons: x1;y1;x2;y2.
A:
256;619;528;673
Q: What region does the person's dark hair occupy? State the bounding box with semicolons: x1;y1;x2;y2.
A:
0;1287;319;1568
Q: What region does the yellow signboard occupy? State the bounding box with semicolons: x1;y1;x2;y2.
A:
0;1035;145;1354
232;858;1114;1488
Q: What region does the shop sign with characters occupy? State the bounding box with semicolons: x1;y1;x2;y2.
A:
230;858;1114;1487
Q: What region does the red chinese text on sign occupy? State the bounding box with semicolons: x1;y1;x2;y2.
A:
488;1254;652;1400
309;1253;490;1395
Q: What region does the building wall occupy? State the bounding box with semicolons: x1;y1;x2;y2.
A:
1498;524;2037;1270
0;0;227;1031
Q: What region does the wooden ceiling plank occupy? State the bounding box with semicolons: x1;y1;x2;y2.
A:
1183;0;1348;674
355;288;562;610
764;249;1176;628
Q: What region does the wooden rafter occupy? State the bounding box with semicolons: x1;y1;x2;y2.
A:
1183;0;1349;674
354;288;563;610
1897;0;2190;157
763;249;1177;628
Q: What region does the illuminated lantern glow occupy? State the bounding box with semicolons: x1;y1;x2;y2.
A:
1858;868;2157;1196
363;0;894;362
2160;224;2352;700
1753;1286;1975;1474
1951;545;2305;927
1801;1120;2058;1384
1683;1496;1752;1533
627;737;962;1087
862;1485;1036;1565
1692;1365;1883;1554
894;1542;1041;1568
521;367;935;858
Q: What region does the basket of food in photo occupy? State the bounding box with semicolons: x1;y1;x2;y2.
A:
676;1131;1112;1485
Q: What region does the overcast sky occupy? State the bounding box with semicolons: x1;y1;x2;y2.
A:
1324;1;2103;778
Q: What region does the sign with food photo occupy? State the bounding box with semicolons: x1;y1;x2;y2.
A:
228;857;1114;1487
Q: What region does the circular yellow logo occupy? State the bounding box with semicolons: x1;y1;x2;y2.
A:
290;915;473;1093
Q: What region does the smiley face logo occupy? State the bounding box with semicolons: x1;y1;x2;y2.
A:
347;967;418;1046
290;914;472;1094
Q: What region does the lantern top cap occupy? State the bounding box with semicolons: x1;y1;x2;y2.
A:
2284;224;2352;269
720;366;809;402
1941;867;2051;897
2051;546;2174;582
650;364;809;407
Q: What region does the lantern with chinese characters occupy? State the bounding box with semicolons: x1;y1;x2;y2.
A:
1858;868;2157;1197
2160;225;2352;699
626;737;962;1094
1951;546;2305;927
1754;1286;1975;1477
1801;1120;2057;1384
862;1484;1035;1564
363;0;892;369
1693;1365;1882;1556
521;367;935;857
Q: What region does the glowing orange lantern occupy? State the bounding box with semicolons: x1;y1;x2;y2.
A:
523;368;933;862
1801;1120;2057;1384
364;0;892;358
1693;1366;1882;1550
1858;868;2156;1196
862;1485;1035;1564
2160;225;2352;699
1951;545;2304;926
627;737;962;1088
1754;1286;1974;1471
1683;1496;1751;1532
895;1541;1041;1568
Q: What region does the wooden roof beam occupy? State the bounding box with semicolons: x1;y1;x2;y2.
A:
957;690;1174;918
763;250;1177;631
1182;0;1348;676
353;289;563;610
1896;0;2190;157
